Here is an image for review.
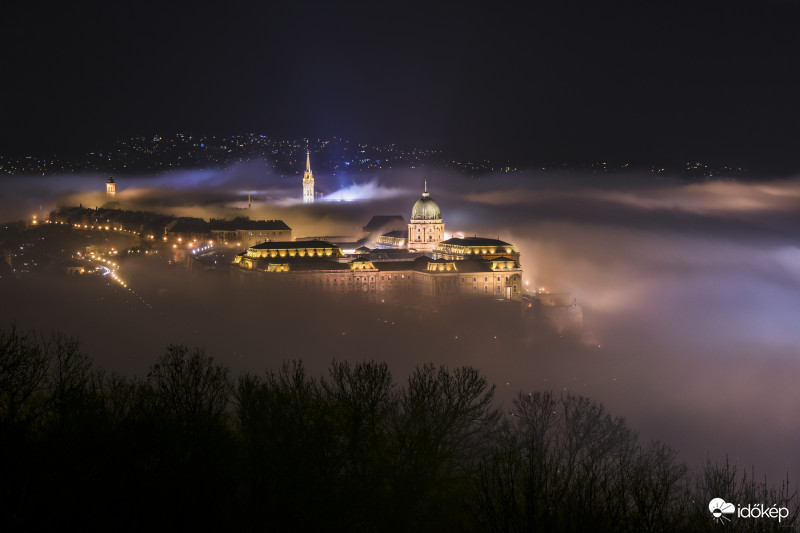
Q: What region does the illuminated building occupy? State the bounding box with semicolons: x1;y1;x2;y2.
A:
106;176;116;198
236;239;343;264
233;183;524;303
407;181;444;251
378;230;408;248
163;217;292;246
209;218;292;247
434;237;520;262
234;237;522;302
362;215;406;246
303;150;314;204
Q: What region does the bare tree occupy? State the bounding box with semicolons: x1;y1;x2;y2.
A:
147;344;231;426
235;360;337;530
473;391;689;533
392;363;500;530
321;360;397;528
682;458;800;533
0;324;49;425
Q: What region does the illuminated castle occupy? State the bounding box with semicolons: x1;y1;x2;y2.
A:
106;176;116;198
303;150;314;203
234;183;523;303
407;181;444;252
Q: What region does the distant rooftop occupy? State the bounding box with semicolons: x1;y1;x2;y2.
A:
440;237;513;247
363;215;405;232
249;239;339;250
210;217;290;231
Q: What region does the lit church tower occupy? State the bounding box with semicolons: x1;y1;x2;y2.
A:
407;180;444;252
303;150;314;203
106;176;116;198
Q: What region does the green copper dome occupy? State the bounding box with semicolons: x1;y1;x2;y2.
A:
411;183;441;221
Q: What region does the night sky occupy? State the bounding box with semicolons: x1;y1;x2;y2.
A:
3;1;800;172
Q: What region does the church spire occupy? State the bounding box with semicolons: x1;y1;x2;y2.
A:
303;149;315;203
422;179;429;197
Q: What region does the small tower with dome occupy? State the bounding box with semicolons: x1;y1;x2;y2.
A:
407;181;444;252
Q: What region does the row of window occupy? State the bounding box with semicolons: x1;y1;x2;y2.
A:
471;285;517;293
298;275;411;283
294;276;519;294
462;276;512;283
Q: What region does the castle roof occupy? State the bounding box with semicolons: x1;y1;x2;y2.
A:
411;195;441;221
210;218;290;231
363;215;405;232
440;237;512;248
249;239;339;250
410;182;441;221
381;229;408;239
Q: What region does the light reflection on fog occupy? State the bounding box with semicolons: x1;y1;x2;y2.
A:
2;161;799;482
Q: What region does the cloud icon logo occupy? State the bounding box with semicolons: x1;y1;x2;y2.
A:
709;498;736;523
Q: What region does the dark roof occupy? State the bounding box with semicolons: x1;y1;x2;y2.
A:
372;261;418;271
172;216;292;235
250;239;339;250
371;256;497;273
381;229;408;238
451;262;494;273
440;237;512;247
296;236;346;240
367;249;423;261
491;256;515;262
363;215;405;232
210;217;291;231
282;260;351;271
245;256;350;270
331;238;367;248
372;255;431;272
169;218;210;234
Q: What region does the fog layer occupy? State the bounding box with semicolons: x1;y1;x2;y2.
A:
2;162;799;481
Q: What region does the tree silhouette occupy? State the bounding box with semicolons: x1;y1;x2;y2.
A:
321;359;396;528
235;360;337;530
1;322;797;532
391;363;500;530
473;391;690;533
0;323;49;425
139;345;235;528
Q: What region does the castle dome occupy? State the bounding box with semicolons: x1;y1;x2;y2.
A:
411;183;441;221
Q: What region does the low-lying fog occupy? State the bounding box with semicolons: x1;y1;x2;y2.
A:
2;160;799;482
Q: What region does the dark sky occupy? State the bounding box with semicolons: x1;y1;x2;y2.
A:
3;1;800;171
